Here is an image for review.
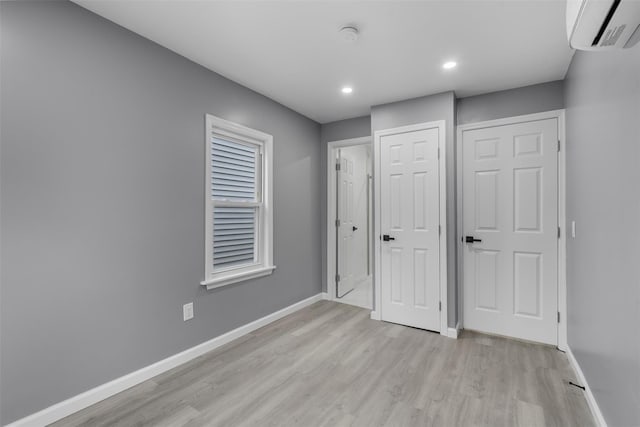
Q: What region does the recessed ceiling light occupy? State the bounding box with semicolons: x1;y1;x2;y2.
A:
341;86;353;94
443;61;457;70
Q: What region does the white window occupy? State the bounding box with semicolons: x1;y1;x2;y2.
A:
201;115;274;290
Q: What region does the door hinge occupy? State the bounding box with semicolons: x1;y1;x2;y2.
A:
335;274;341;283
557;311;561;323
439;301;442;312
439;225;441;236
558;226;561;239
558;140;561;152
335;162;341;171
437;147;440;159
335;219;341;227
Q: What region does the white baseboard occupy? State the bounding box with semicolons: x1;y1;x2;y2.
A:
447;322;461;339
7;293;324;427
370;310;381;320
565;346;608;427
321;292;329;300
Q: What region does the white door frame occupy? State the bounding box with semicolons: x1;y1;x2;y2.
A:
373;121;448;337
456;110;567;350
326;136;373;303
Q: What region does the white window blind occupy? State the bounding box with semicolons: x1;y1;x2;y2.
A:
203;115;274;290
211;137;257;201
210;137;260;271
212;206;257;269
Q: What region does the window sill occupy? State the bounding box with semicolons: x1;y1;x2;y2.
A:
200;265;276;290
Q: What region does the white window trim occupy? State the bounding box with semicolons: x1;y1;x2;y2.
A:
201;114;275;290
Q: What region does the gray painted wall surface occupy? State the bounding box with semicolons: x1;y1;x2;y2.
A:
0;2;320;423
457;80;565;125
319;116;372;293
371;92;457;327
564;49;640;427
320;116;372;147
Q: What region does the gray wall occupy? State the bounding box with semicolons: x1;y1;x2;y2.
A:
319;116;372;293
457;80;565;125
0;2;321;424
320;116;372;147
564;49;640;426
371;92;457;327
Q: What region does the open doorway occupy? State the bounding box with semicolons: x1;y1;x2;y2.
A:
327;137;373;310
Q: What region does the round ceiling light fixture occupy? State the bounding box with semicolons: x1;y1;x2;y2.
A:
341;86;353;94
339;26;359;42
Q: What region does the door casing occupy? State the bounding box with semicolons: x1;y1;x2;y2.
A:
456;110;567;350
373;121;448;337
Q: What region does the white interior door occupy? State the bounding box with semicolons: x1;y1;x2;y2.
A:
380;127;441;331
462;118;558;345
337;150;355;298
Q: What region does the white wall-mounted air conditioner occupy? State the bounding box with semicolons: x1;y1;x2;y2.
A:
567;0;640;50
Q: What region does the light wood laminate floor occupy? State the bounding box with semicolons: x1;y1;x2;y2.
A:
336;276;373;309
54;301;594;427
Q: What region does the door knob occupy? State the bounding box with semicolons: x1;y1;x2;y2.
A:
353;226;358;232
465;236;482;243
382;234;395;241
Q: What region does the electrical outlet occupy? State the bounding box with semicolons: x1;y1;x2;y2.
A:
183;302;194;321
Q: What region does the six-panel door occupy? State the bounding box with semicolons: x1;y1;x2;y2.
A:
462;118;558;345
380;128;441;332
337;152;356;298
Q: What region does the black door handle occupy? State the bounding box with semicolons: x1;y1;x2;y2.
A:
382;234;395;241
353;226;358;232
465;236;482;243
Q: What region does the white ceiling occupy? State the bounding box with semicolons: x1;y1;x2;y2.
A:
74;0;574;123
